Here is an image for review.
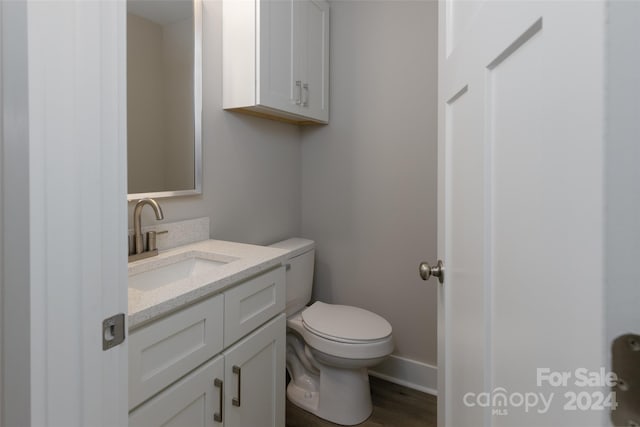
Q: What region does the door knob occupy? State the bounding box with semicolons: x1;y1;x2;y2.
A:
419;260;444;284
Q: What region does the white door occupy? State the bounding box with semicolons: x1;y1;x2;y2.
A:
1;1;128;425
435;2;609;426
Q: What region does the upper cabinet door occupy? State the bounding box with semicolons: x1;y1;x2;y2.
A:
258;0;297;115
223;0;330;124
297;0;329;123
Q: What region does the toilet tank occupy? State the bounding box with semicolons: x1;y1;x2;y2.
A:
270;238;315;316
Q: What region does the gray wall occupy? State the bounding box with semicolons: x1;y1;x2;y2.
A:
301;0;438;365
129;0;302;246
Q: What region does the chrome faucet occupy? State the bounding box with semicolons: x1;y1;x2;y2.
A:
129;198;164;262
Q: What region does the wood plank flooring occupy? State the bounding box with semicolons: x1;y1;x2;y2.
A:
285;376;437;427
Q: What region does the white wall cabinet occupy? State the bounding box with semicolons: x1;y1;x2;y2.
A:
223;0;330;124
128;267;286;427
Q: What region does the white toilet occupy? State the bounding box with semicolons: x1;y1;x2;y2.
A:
270;238;394;426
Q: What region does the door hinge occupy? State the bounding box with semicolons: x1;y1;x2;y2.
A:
611;333;640;426
103;313;126;351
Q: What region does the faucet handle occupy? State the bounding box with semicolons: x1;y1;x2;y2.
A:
147;230;169;252
128;234;135;255
147;231;157;252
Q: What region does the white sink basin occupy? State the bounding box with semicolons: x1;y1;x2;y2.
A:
129;253;237;292
128;239;290;329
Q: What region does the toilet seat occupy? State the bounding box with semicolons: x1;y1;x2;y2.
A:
290;302;394;360
302;302;392;343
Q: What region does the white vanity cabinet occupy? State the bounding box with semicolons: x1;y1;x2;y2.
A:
128;266;286;427
223;0;330;124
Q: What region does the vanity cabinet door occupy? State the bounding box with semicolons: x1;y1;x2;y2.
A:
129;355;224;427
223;314;286;427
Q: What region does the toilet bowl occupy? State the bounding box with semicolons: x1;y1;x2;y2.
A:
270;238;394;426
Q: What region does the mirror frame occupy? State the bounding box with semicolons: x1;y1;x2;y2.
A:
127;0;203;201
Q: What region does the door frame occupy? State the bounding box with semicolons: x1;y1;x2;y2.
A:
2;1;31;423
436;2;447;426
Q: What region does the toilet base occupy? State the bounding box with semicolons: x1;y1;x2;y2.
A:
287;365;373;426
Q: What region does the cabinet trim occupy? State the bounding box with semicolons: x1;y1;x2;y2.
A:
225;106;326;125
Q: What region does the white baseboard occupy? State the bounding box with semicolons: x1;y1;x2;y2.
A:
369;354;438;396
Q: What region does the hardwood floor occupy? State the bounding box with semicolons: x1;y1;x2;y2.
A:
285;376;437;427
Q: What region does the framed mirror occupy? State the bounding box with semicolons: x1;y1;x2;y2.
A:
126;0;202;200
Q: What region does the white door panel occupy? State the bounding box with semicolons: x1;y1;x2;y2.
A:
444;82;486;425
2;1;128;425
439;2;607;426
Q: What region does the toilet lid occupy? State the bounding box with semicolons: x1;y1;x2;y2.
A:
301;302;392;343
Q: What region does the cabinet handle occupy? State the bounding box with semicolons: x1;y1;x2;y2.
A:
232;365;242;407
303;83;309;107
214;378;223;423
295;80;302;105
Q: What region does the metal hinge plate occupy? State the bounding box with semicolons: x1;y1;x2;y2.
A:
103;313;126;351
611;334;640;426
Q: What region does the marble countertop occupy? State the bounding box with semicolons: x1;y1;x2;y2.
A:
128;239;288;330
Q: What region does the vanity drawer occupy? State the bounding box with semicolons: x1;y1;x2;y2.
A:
129;294;224;410
224;266;285;347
